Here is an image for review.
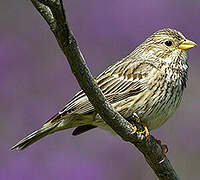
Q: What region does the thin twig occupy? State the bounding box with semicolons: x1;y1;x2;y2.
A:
30;0;180;179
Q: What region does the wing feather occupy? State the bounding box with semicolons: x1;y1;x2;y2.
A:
52;59;156;122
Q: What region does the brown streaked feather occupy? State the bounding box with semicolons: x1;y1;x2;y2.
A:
10;122;59;150
49;62;155;123
49;88;144;124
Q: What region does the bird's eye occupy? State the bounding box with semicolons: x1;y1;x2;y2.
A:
164;40;172;46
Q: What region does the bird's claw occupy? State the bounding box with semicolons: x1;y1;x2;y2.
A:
157;139;168;158
131;122;150;141
127;113;150;141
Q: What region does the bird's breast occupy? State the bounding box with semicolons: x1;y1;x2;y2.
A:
136;67;185;130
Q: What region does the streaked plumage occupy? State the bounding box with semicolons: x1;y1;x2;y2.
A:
11;28;196;150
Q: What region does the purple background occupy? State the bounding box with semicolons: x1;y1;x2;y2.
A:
1;0;200;179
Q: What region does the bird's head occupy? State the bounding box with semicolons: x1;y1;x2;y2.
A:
139;28;196;64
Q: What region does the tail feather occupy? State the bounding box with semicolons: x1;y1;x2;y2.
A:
10;123;59;151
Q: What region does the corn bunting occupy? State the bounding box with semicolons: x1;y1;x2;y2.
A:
11;28;196;150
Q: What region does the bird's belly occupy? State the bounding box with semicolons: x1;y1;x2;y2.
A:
93;83;184;132
142;105;178;130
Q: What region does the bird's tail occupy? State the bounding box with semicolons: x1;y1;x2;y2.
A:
10;122;59;151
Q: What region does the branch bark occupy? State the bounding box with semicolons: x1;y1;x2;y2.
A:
30;0;180;179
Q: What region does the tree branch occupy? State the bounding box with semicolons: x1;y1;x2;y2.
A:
30;0;180;179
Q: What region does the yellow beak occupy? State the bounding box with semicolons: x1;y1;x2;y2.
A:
178;39;197;50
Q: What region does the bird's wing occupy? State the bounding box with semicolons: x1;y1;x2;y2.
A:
49;57;157;122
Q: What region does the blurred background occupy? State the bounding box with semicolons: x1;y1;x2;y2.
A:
1;0;200;179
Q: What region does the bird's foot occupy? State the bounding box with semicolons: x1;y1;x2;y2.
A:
156;139;168;158
129;113;150;141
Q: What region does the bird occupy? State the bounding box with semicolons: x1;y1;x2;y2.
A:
11;28;196;150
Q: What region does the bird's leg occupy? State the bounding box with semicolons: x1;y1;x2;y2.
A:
156;139;168;158
128;113;150;140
